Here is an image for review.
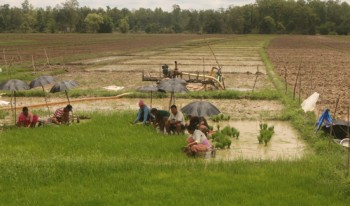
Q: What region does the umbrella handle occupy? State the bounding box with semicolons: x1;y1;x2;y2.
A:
14;91;16;125
65;90;71;105
42;86;51;117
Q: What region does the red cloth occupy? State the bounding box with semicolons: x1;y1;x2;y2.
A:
17;112;38;127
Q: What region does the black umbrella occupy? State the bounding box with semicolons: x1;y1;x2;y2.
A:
29;75;56;116
181;101;221;117
158;78;188;93
158;78;188;108
137;85;164;108
322;120;350;139
0;79;30;124
50;80;78;104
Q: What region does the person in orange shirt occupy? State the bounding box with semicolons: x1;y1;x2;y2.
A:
17;107;39;128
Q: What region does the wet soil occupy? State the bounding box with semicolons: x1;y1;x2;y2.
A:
0;97;284;120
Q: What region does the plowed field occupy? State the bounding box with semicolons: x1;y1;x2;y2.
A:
267;36;350;120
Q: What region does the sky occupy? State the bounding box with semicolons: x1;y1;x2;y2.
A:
2;0;350;11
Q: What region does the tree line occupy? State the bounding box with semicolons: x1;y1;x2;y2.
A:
1;0;350;35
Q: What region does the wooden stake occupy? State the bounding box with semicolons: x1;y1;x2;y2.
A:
16;48;22;63
32;55;36;74
3;48;9;76
44;48;50;65
310;66;314;96
347;107;349;176
203;57;205;81
284;65;288;94
298;71;302;104
252;73;259;93
329;96;340;144
293;63;301;100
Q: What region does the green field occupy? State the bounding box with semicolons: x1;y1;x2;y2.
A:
0;113;349;205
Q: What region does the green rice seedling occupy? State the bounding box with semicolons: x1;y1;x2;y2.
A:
211;130;231;149
220;126;240;139
210;114;231;122
258;123;275;146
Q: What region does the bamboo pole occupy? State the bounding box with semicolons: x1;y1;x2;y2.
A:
16;49;22;63
202;57;205;81
298;71;302;104
293;64;301;100
42;86;51;116
284;65;288;94
14;91;17;125
252;73;259;93
310;66;314;96
207;44;220;69
347;107;349;176
3;48;9;76
32;55;36;74
329;96;340;144
44;48;50;65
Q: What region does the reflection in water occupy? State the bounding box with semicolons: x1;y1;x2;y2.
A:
210;120;306;161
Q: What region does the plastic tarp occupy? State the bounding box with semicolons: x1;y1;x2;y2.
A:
301;92;319;112
316;109;333;131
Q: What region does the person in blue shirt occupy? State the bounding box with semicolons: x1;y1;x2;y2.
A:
133;100;150;125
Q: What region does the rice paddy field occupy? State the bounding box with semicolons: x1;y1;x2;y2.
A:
0;34;349;205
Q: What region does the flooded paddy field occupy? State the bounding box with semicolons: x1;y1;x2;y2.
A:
211;120;306;161
0;35;309;161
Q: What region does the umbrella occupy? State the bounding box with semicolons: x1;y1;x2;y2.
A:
158;78;188;108
322;120;350;139
29;75;56;116
137;85;164;108
50;80;78;104
158;78;188;93
0;79;30;124
181;101;221;117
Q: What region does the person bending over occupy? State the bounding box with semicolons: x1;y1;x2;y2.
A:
133;100;150;125
185;117;212;156
150;108;170;133
51;104;73;125
17;107;39;128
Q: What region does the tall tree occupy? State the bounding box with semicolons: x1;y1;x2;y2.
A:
56;0;80;32
84;13;103;32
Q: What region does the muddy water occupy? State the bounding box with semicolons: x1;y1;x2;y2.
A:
211;120;306;161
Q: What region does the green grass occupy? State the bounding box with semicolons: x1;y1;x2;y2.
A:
0;112;349;205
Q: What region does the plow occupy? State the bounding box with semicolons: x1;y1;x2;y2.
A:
142;61;225;91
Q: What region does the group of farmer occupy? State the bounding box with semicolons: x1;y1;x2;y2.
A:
16;104;73;128
16;99;212;155
133;100;212;155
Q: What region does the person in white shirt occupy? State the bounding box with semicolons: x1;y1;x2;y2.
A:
185;116;212;155
166;104;185;134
